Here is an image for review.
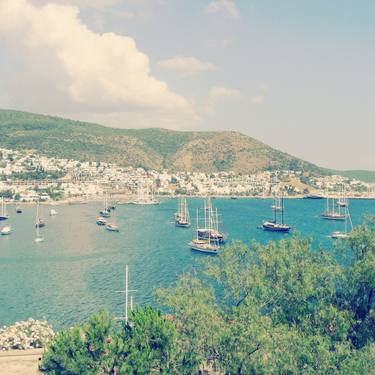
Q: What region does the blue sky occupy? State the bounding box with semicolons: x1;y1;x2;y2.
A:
0;0;374;170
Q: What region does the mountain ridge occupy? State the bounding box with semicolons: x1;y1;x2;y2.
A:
0;109;373;180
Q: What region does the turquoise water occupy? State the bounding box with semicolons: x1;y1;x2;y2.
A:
0;198;374;329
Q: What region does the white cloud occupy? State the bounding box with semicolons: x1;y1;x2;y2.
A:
206;0;240;19
157;56;217;76
0;0;191;116
205;86;243;115
251;84;267;105
30;0;121;9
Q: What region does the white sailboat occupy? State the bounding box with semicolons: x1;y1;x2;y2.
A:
99;192;111;217
0;197;9;221
331;205;353;239
34;203;44;243
175;198;190;228
189;208;220;254
321;195;346;221
50;209;58;216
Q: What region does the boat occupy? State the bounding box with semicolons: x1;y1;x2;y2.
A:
331;231;349;239
337;187;349;208
0;197;9;221
35;202;46;228
175;198;191;228
16;207;22;214
34;204;44;243
262;195;291;233
99;193;111;217
96;216;107;226
106;223;119;232
303;194;325;199
321;196;347;221
197;198;225;243
1;226;12;235
330;205;353;239
50;209;58;216
188;208;220;254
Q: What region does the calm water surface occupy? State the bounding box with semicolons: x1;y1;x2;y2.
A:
0;198;374;328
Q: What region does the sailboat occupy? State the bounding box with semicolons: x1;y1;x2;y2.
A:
175;198;191;228
321;196;346;221
337;187;349;208
331;205;353;239
197;198;225;243
34;203;44;243
99;193;111;217
0;197;9;221
189;208;220;254
35;202;45;228
262;195;291;233
50;209;58;216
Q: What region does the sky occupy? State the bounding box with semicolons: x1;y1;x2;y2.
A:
0;0;374;170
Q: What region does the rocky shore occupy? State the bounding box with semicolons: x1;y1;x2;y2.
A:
0;319;54;351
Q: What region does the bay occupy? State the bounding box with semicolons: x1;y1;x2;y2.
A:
0;198;374;329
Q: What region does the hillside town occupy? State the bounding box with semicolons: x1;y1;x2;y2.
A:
0;147;374;203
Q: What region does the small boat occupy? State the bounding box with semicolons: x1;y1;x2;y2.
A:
16;207;22;214
230;196;238;200
50;209;58;216
0;198;9;221
96;216;107;226
99;209;111;217
262;195;291;233
35;219;46;228
106;223;119;232
1;226;12;235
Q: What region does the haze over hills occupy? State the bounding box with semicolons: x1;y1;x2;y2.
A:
0;109;373;180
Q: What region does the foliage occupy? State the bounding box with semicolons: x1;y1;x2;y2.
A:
40;218;375;373
41;308;177;374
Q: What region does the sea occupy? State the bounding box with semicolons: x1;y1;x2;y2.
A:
0;198;374;329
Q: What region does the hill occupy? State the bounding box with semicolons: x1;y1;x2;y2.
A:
0;109;366;177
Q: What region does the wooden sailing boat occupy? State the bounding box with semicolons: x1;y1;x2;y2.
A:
321;195;346;221
99;192;111;217
262;194;291;233
189;208;220;254
197;198;225;243
175;198;191;228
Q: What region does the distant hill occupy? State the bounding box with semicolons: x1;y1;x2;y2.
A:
0;109;370;179
332;170;375;183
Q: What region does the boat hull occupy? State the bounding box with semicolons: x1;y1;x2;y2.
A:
262;222;291;233
0;216;9;221
321;214;346;221
189;242;219;254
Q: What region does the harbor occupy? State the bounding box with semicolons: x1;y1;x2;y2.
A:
1;197;374;329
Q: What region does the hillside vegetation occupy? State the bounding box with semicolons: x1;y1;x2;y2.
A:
0;109;367;177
